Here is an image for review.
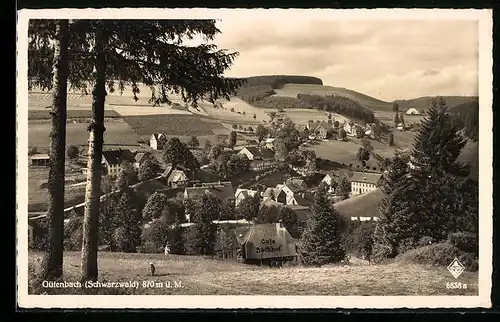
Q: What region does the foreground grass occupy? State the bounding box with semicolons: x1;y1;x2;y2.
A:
28;251;478;296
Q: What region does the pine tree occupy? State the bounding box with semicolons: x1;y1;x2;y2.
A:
301;185;346;266
138;157;160;182
336;177;351;200
411;98;469;177
394;113;400;125
193;193;220;255
278;207;299;238
113;188;142;253
142;191;168;222
388;133;395;147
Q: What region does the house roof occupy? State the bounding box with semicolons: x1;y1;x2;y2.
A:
150;132;166;140
184;181;234;201
238;223;296;252
264;138;275;143
284;178;307;193
166;169;188;183
241;146;275;160
235;189;257;199
349;171;383;185
102;149;136;166
262;187;283;198
261;198;283;208
292;194;314;207
30;153;50;160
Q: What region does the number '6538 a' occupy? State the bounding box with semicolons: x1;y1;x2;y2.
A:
446;282;467;289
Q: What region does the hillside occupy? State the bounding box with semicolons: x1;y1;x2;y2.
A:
334;188;384;219
449;99;479;142
394;96;478;112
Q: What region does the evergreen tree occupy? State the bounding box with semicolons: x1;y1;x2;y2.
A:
278;207;299;238
229;131;237;150
301;185;346;266
193;193;220;255
392;102;399;113
113;188;142;252
336;177;351;200
237;193;261;221
388;133;395;147
138;157;160;182
411;98;469;177
142;191;168;222
394;113;400;125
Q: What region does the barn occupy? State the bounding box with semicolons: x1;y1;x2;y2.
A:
405;107;421;115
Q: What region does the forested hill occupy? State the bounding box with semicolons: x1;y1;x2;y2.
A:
449;99;479;142
394;96;478;113
239;75;324;88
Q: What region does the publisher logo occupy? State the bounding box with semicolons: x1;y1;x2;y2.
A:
447;258;465;279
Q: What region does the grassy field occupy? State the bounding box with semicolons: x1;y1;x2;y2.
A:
29;119;142;151
28;251;478;295
28;109;122;120
218;97;274;123
300;140;381;168
28;167;87;212
374;110;424;126
272;84;392;110
122;114;226;137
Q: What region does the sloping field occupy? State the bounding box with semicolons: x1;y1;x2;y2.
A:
219;97;274;122
122;114;226;137
273;84;392;110
334;188;384;219
300;140;379;168
197;100;264;124
28;109;121;120
28;251;478;295
29;120;142;150
282;109;349;126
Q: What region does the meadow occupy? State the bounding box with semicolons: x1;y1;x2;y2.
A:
29;120;142;151
28;251;478;296
122;114;227;137
28;109;122;120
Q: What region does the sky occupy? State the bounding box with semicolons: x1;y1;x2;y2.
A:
210;19;478;102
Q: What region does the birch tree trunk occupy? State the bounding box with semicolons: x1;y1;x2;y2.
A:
41;19;69;280
81;24;107;282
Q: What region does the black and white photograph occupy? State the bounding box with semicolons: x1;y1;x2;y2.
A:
17;8;493;309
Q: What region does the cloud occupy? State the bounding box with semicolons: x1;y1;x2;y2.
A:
210;18;478;101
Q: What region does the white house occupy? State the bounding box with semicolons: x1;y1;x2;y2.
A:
396;122;405;131
150;133;167;150
238;146;275;171
350;171;383;196
163;166;189;188
343;122;357;137
102;149;136;178
234;188;258;207
264;138;275;150
406;107;421;115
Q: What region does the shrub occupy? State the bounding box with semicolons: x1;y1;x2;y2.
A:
448;232;478;255
343;221;376;261
418;236;434;246
396;242;478;272
230;108;235;112
232;124;237;129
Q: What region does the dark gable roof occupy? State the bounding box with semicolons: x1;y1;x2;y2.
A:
134;152;151;163
350;171;383;185
243;146;275;160
184;181;234;201
284;178;307;193
102;149;135;166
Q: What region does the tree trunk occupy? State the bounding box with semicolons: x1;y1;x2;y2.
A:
81;24;107;282
41;19;69;280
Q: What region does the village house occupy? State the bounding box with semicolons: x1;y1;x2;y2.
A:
234;188;258;207
29;153;50;167
343;121;357;137
406;107;421;115
162;165;189;188
350;171;383;196
102;149;136;178
264;138;275;150
183;181;235;221
133;151;152;170
311;122;333;140
149;132;167;150
262;186;287;204
238;146;276;171
263;178;312;207
396;122;405;131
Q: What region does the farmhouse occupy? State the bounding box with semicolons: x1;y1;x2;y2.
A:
406;107;421;115
102;149;136;178
350;171;383;196
343;122;357;137
262;186;287;204
149;132;167;150
238;146;276;171
236;222;297;265
310;122;333;140
133;151;151;170
234;188;258;207
163;166;189;188
30;154;50;167
264;138;275;150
